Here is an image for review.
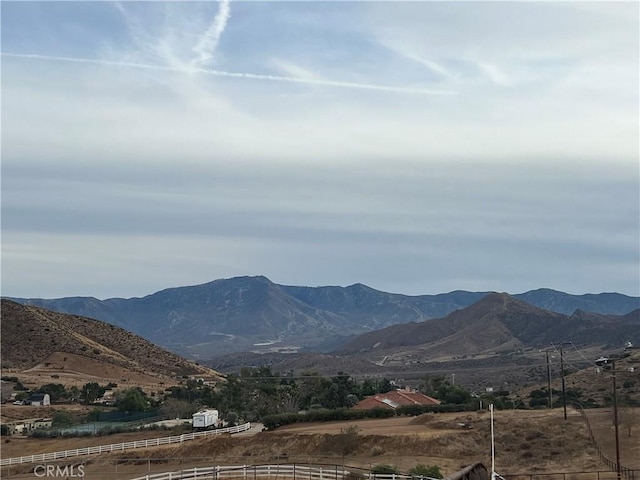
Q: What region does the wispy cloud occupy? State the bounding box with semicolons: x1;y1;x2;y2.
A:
1;52;455;95
191;0;231;69
477;62;512;87
2;1;638;298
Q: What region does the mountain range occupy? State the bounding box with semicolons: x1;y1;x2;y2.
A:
337;292;640;356
7;276;639;358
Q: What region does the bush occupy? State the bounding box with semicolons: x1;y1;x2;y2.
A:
529;397;548;408
262;408;394;430
408;464;443;479
397;403;474;416
344;473;365;480
335;424;360;455
370;445;384;456
372;464;398;475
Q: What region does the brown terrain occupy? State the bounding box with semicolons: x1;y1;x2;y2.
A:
2;299;639;478
0;300;223;393
2;408;639;479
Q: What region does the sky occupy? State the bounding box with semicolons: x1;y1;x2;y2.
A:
1;1;639;299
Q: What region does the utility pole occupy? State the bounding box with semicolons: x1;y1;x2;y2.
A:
546;350;553;409
559;343;568;420
612;360;621;480
551;342;573;419
595;356;635;480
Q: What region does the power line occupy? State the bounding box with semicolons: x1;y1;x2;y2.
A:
569;341;593;363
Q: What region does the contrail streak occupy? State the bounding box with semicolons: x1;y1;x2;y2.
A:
191;0;231;68
2;52;455;95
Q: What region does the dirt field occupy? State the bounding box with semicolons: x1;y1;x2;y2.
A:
584;408;640;469
1;407;638;479
1;404;94;423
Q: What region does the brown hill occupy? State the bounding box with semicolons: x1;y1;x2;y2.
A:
11;277;637;358
337;293;560;356
337;293;639;359
0;299;222;385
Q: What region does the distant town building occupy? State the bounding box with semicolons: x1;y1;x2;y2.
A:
28;393;51;406
352;389;441;411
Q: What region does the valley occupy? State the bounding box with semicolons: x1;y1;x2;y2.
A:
9;277;639;357
2;278;639;477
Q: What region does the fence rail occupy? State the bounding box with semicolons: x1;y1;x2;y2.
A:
0;423;252;466
127;464;441;480
575;406;635;480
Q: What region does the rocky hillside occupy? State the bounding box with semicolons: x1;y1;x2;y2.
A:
0;299;221;380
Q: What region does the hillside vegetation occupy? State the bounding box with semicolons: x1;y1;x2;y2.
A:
10;276;639;356
0;300;221;382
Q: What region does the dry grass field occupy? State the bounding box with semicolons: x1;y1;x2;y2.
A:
3;351;179;394
3;407;639;479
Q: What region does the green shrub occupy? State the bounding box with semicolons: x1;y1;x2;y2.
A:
262;407;394;430
372;464;398;475
52;411;73;427
408;464;443;479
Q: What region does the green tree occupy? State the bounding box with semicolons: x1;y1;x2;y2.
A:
80;382;105;405
320;372;358;409
422;376;472;405
442;385;472;404
116;387;151;412
68;386;81;403
52;411;73;427
298;372;332;410
36;383;67;402
159;398;197;419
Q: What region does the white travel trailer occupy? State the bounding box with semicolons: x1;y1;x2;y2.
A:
192;409;219;429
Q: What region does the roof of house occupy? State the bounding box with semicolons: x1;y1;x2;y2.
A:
352;389;441;411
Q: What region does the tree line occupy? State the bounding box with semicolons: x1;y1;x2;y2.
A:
7;368;493;427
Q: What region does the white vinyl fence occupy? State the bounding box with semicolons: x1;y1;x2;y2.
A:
0;423;252;466
128;464;428;480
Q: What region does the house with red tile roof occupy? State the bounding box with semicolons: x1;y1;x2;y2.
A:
352;389;441;411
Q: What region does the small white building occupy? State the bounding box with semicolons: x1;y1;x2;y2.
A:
28;393;51;406
192;409;219;428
